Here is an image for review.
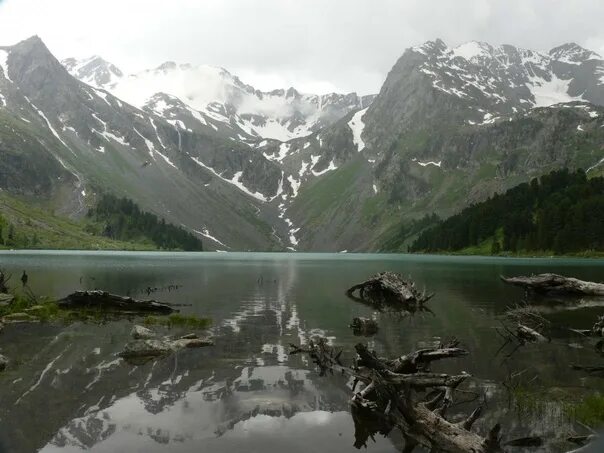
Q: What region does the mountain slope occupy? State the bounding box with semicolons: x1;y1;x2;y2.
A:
282;40;604;251
0;36;290;251
2;37;604;252
403;169;604;255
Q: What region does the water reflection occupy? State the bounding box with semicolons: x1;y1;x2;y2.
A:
0;252;603;452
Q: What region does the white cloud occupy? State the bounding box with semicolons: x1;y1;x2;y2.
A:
0;0;603;95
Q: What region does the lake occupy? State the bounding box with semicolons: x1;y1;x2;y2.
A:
1;251;604;452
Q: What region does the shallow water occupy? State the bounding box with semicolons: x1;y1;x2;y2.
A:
1;251;604;452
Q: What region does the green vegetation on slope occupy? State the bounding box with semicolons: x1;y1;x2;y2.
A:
0;192;152;250
386;169;604;255
86;194;203;251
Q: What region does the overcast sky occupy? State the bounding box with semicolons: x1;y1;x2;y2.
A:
1;0;603;95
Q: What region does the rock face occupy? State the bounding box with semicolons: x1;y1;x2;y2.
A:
0;354;7;371
131;325;155;339
119;339;172;361
119;337;213;364
58;291;176;313
119;325;213;364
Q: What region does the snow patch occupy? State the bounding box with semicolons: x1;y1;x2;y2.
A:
348;107;368;152
25;97;73;154
312;159;337;176
193;228;227;248
190;157;268;201
527;74;582;108
0;49;13;83
452;41;490;61
587;157;604;173
287;175;301;198
416;160;442;167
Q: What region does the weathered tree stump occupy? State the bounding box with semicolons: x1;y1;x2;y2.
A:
346;272;434;308
501;274;604;296
58;291;176;313
290;337;503;452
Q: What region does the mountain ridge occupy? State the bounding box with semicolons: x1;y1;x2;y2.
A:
61;55;377;142
1;35;603;252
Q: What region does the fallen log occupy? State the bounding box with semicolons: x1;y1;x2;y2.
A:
346;272;434;308
290;337;503;452
58;291;176;313
501;274;604;296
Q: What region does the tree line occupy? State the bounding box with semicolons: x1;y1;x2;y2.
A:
408;169;604;255
87;194;203;251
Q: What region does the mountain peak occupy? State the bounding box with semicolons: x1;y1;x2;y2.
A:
61;55;123;88
549;42;601;63
451;41;493;61
412;39;448;55
11;35;52;55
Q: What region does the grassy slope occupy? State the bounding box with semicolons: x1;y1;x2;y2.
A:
0;192;154;250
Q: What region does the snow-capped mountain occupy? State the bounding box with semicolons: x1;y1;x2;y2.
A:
62;57;376;142
404;39;604;125
62;56;123;88
2;36;603;253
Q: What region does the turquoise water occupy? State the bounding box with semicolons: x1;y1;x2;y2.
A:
0;252;603;452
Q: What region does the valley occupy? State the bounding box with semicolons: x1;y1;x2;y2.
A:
1;36;603;253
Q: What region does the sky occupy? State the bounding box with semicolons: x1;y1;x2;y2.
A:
1;0;603;95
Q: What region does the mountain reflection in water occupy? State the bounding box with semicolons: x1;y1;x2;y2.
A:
0;252;603;452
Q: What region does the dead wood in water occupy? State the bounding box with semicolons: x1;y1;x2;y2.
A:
289;337;504;452
501;274;604;297
58;291;176;313
346;272;434;309
349;317;379;336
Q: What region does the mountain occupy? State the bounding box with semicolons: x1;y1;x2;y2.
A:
2;37;604;252
62;57;376;142
0;36;291;251
277;40;604;251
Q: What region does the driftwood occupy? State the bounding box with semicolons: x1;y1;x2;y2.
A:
346;272;434;309
501;274;604;297
58;291;176;313
290;337;503;452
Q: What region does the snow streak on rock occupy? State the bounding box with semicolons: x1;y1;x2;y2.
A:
348;107;368;152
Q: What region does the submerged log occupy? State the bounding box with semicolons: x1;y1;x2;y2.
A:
346;272;434;308
501;274;604;296
58;291;176;313
290;337;503;452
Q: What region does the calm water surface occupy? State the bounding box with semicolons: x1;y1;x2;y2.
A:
1;251;604;453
